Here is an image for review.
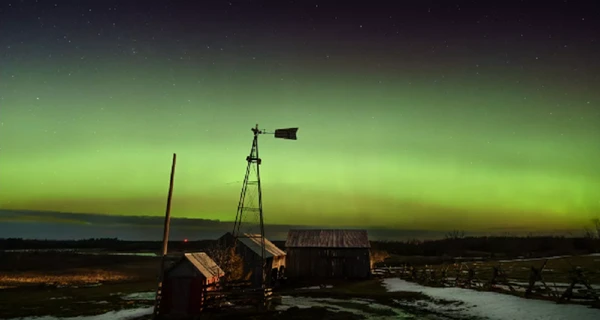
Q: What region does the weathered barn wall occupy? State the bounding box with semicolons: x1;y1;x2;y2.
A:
285;229;372;279
241;248;286;286
286;247;371;279
159;252;223;317
218;232;286;287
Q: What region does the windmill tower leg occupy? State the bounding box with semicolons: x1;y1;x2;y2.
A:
232;124;268;289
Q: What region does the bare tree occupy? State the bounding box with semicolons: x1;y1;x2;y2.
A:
206;244;251;282
584;218;600;239
593;218;600;238
370;249;390;269
445;230;466;240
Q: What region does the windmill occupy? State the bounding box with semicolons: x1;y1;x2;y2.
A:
232;124;298;288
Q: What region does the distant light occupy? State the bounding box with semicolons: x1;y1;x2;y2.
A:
183;238;188;243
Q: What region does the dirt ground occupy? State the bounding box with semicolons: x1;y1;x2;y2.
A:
0;252;358;318
0;251;159;318
381;253;600;284
3;250;597;319
0;251;438;319
438;255;599;284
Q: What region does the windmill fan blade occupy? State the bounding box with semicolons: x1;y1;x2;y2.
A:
274;128;298;140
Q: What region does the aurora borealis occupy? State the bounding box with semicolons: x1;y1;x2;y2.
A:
1;0;599;234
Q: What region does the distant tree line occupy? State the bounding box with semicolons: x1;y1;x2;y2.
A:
2;235;599;259
371;235;600;259
0;238;214;252
584;218;600;239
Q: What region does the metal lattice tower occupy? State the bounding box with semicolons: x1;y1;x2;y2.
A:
232;124;298;288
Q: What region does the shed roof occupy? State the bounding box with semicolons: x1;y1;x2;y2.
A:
238;233;286;258
286;229;371;248
173;252;224;279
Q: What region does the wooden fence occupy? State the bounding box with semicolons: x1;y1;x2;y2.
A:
206;280;273;308
373;259;600;304
155;280;273;320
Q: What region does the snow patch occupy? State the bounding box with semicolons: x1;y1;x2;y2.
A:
383;278;600;320
297;285;333;290
499;253;600;263
4;306;153;320
121;291;154;301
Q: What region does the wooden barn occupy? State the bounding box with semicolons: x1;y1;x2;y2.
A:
218;232;286;287
285;229;371;279
159;252;224;317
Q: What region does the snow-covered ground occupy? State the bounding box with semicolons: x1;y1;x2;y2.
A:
498;253;600;263
120;292;154;301
384;278;600;320
297;285;333;290
3;307;152;320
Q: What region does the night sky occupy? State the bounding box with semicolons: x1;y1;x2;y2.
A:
1;0;599;233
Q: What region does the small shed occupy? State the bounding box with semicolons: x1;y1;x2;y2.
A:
159;252;224;316
285;229;371;279
218;232;286;287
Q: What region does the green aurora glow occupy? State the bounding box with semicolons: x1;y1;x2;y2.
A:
0;1;599;233
2;69;599;231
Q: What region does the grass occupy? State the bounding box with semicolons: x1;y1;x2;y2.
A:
380;253;600;285
381;254;455;266
437;254;600;284
376;253;600;311
4;249;597;319
0;251;159;287
1;253;405;319
0;251;159;318
281;278;428;310
0;270;132;286
0;251;161;272
314;299;398;316
195;306;367;320
0;280;156;318
279;279;465;320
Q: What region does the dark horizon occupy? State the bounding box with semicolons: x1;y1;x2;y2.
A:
0;209;588;242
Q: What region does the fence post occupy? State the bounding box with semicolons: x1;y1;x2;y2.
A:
560;267;599;303
525;259;554;298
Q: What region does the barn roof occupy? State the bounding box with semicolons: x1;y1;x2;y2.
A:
286;229;371;248
181;252;224;279
238;233;286;258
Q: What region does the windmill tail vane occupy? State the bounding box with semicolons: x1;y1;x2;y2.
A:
252;124;299;140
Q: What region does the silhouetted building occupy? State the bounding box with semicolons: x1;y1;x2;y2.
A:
159;252;223;317
285;229;371;279
218;232;286;287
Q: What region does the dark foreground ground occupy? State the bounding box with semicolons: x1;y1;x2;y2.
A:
0;251;158;318
1;236;599;319
0;250;442;319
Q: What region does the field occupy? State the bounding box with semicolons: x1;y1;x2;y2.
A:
1;237;599;319
0;251;159;319
379;253;600;284
0;250;448;320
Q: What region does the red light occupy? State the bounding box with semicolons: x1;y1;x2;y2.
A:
184;238;188;243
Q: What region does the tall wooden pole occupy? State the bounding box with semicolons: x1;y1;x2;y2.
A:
161;153;177;257
153;153;177;319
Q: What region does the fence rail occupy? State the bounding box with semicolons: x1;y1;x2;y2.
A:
154;280;274;320
373;260;600;304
